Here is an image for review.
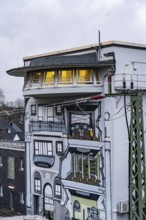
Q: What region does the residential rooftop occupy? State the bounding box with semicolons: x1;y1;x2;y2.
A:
0;141;25;151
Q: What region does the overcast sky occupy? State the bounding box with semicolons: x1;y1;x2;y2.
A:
1;0;146;101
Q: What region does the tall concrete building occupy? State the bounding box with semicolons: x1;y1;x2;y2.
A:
7;41;146;220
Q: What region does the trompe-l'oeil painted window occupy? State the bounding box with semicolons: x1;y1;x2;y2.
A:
34;172;42;193
72;153;100;180
34;141;53;156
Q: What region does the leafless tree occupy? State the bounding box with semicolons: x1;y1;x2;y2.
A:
0;89;5;106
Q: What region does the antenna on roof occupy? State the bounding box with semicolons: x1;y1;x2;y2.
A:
98;30;101;61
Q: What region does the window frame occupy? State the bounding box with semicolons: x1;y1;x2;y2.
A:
7;157;15;179
93;69;101;85
54;178;62;199
56;141;63;155
31;105;36;116
73;153;100;180
55;184;61;196
58;69;74;84
24;73;32;88
34;141;53;156
42;71;56;85
34;179;41;192
34;172;42;194
31;72;41;85
44;184;54;212
76;69;94;84
55;106;63;116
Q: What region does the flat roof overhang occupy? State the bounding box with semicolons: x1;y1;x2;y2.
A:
7;62;114;77
23;40;146;61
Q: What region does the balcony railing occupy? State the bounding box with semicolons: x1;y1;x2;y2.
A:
66;172;100;186
30;121;66;133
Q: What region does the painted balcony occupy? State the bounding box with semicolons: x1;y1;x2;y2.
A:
29;121;67;133
62;179;105;196
68;139;104;150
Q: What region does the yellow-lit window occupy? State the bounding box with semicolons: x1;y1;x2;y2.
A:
32;72;41;84
77;69;93;84
43;71;55;85
58;70;74;84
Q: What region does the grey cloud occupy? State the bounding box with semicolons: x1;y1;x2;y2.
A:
0;0;146;101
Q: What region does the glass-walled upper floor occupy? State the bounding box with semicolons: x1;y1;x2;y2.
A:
24;68;101;89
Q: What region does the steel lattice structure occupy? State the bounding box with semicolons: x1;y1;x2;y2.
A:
129;92;146;220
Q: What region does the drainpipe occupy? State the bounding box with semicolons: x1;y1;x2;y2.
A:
73;153;76;179
82;154;84;180
103;52;116;95
108;72;112;94
88;154;91;180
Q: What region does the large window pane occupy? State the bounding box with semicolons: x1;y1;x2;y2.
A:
58;70;74;84
43;71;55;85
32;72;41;84
77;69;93;84
95;70;100;84
24;74;31;87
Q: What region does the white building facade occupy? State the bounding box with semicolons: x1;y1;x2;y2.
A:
7;41;146;220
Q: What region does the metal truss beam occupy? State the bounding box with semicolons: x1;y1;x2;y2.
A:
129;92;146;220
